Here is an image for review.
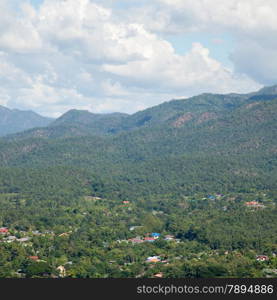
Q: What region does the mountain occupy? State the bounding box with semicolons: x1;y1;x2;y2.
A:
8;84;277;141
6;109;129;139
252;84;277;95
0;105;53;137
1;85;277;280
50;109;128;135
0;94;246;140
0;84;276;199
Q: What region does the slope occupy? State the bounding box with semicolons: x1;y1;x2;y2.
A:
0;105;53;137
0;87;276;199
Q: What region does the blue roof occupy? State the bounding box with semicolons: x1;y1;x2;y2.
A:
151;233;160;237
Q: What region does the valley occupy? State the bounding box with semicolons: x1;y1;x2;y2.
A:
0;85;277;278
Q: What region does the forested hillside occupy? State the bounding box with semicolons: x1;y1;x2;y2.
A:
1;86;277;199
0;85;276;278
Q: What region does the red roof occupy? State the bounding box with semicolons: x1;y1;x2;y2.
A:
245;201;259;206
144;237;155;241
29;256;39;261
256;255;269;261
0;228;8;233
129;238;144;243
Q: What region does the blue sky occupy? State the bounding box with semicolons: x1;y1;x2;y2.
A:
0;0;276;117
29;0;43;7
29;0;235;68
166;32;235;68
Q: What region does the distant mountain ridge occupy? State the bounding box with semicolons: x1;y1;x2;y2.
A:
0;105;53;136
5;84;277;140
50;109;129;135
0;84;277;198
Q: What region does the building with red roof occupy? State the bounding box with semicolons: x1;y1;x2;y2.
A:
29;256;39;261
0;227;9;234
256;255;269;262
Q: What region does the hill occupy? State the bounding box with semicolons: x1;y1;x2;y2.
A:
6;109;129;139
6;84;277;140
0;85;277;279
0;105;53;136
0;85;277;199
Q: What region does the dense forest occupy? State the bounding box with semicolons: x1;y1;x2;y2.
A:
0;85;276;278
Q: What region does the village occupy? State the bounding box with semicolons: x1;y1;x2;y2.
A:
1;219;276;279
0;189;276;278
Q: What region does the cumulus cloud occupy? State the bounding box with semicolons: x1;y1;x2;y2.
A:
154;0;277;32
0;2;42;53
231;39;277;85
0;0;271;117
141;0;277;85
103;42;258;95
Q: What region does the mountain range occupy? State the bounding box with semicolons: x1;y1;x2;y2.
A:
0;105;53;136
0;85;276;199
1;84;277;139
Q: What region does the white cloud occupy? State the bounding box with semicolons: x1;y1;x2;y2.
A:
101;80;130;97
0;0;271;117
0;2;42;53
155;0;277;32
231;40;277;84
103;42;259;94
144;0;277;84
0;88;10;106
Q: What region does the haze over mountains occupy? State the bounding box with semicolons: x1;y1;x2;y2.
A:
0;105;53;137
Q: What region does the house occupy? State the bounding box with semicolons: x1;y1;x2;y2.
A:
17;237;31;242
129;226;142;231
144;237;156;242
0;227;9;234
58;233;68;237
122;201;130;204
207;195;216;200
29;256;39;261
5;236;17;242
128;238;144;244
161;260;168;264
154;273;163;278
245;201;259;206
116;239;128;243
146;256;161;263
256;255;269;262
32;230;42;235
245;201;265;208
164;235;174;241
58;232;70;237
151;233;161;239
57;266;66;277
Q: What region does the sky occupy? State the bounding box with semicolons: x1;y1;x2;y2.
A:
0;0;276;117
